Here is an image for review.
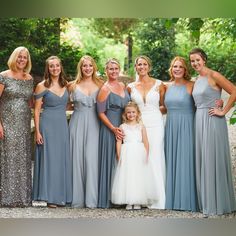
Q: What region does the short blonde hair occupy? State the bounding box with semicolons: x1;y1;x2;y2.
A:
7;46;32;73
122;101;142;123
168;56;191;81
105;58;121;70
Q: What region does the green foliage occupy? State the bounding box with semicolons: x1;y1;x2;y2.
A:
135;18;176;81
229;104;236;125
29;18;60;76
0;18;60;76
1;18;236;84
187;18;204;45
69;18;127;76
175;18;236;83
91;18;139;42
58;43;83;80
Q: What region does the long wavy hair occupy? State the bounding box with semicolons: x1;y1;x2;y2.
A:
168;56;191;81
72;55;103;89
44;56;67;88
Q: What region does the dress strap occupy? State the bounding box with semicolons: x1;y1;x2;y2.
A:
127;82;136;89
34;90;48;100
153;79;162;91
104;82;112;92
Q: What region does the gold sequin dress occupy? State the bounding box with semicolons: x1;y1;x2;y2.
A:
0;75;33;207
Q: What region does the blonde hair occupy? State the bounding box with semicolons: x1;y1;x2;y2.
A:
73;55;103;89
122;101;142;123
134;55;152;74
7;46;32;73
168;56;191;81
105;58;121;70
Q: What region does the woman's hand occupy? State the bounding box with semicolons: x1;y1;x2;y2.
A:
35;132;44;145
112;127;124;140
0;123;4;139
209;107;225;117
215;99;224;109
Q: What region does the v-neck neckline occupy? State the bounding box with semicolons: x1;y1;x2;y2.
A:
134;81;157;104
48;89;67;98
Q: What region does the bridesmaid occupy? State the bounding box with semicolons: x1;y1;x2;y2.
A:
97;58;130;208
164;56;198;212
0;46;33;207
68;55;103;208
190;48;236;216
33;56;72;208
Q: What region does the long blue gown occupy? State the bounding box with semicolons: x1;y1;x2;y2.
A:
33;89;72;206
97;90;130;208
69;88;100;208
165;84;198;211
192;76;236;215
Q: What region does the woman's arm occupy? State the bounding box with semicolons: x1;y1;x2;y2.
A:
159;82;167;114
209;71;236;116
97;85;124;140
34;83;45;144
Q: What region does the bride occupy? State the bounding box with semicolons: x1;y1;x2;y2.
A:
127;55;166;209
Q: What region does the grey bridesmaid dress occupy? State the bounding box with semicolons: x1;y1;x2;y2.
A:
165;84;198;211
97;90;130;208
192;76;236;215
33;89;72;206
69;88;100;208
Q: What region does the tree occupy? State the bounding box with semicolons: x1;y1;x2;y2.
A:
92;18;139;72
0;18;61;78
135;18;176;81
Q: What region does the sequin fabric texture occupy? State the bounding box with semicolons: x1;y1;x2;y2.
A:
0;75;33;207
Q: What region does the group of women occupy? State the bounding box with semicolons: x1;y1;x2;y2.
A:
0;46;235;216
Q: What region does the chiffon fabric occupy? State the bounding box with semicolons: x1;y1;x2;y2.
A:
192;76;236;215
165;84;198;211
97;90;130;208
33;89;72;206
69;88;100;208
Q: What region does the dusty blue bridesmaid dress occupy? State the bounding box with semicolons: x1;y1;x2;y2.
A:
97;90;130;208
165;84;198;211
192;76;236;215
69;88;100;208
33;89;72;206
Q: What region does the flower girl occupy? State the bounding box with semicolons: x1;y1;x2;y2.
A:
111;101;157;210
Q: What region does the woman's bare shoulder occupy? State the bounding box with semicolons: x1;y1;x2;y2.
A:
35;81;46;94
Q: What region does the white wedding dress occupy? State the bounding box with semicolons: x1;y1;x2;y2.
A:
128;80;166;209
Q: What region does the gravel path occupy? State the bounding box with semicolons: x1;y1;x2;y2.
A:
0;91;235;219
